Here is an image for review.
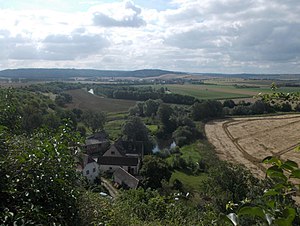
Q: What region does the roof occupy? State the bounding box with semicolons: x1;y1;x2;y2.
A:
87;132;108;142
98;156;139;166
85;138;103;146
113;167;139;189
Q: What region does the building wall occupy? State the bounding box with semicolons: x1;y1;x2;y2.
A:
83;162;100;183
103;145;123;157
100;165;138;174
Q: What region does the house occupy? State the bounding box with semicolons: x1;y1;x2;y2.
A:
77;154;100;184
113;167;139;189
82;132;110;157
97;144;141;175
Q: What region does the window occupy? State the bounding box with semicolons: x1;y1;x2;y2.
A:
111;151;115;155
86;170;89;175
109;167;112;170
93;168;96;172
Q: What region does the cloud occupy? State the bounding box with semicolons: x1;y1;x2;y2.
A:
0;0;300;73
93;1;146;27
0;29;110;61
40;33;110;60
162;0;300;72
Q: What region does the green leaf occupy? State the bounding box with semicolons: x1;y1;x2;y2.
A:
266;200;275;209
263;156;282;166
282;160;298;171
283;207;296;223
238;206;265;219
290;169;300;179
273;208;296;226
266;166;287;181
263;189;279;197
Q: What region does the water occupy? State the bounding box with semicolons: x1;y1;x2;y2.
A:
88;89;94;95
152;140;176;153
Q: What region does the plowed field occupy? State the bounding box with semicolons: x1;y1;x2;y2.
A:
205;114;300;178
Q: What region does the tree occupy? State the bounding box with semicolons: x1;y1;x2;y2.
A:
143;99;161;117
55;93;72;107
223;99;236;109
191;100;223;121
82;110;106;133
140;156;172;189
0;123;83;225
122;116;153;153
157;104;175;134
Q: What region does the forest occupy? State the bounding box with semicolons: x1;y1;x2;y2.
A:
1;83;300;225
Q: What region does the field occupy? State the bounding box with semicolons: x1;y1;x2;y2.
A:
66;89;136;113
139;83;299;101
205;114;300;178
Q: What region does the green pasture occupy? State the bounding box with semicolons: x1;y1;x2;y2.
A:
104;119;125;141
170;170;207;191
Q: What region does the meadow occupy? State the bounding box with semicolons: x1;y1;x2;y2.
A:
137;82;300;101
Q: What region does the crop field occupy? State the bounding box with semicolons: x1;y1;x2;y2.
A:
66;89;136;113
205;114;300;178
140;83;299;100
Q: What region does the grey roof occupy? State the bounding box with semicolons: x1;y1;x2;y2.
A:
87;132;108;141
85;139;103;145
98;156;138;166
113;167;139;189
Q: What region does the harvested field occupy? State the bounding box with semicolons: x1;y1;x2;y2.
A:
205;114;300;178
66;89;136;113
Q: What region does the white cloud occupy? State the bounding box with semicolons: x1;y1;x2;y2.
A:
92;1;146;27
0;0;299;73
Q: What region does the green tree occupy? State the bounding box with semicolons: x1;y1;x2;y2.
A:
122;116;153;153
140;155;172;189
143;99;161;117
82;110;106;133
0;123;83;225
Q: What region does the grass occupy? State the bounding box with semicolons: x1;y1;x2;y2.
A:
170;170;207;191
66;89;136;113
104;119;125;141
146;124;159;135
168;140;216;192
179;142;203;162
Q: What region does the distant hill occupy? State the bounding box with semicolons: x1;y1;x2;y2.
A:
0;68;185;79
1;68;299;80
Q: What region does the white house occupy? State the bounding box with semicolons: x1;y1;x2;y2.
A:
78;154;100;184
97;144;140;175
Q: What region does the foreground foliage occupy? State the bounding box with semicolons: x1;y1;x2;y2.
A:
0;124;82;225
223;157;300;226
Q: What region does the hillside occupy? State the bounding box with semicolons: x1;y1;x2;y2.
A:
0;68;185;79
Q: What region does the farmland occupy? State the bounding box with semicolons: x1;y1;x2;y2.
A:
137;83;299;101
205;114;300;178
65;89;136;113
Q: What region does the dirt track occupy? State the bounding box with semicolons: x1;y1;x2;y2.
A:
205;114;300;178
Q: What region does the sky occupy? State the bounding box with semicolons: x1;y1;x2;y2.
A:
0;0;299;74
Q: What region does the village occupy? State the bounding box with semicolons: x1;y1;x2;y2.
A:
77;132;143;193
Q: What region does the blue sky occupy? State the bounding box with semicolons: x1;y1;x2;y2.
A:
0;0;299;73
0;0;172;11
